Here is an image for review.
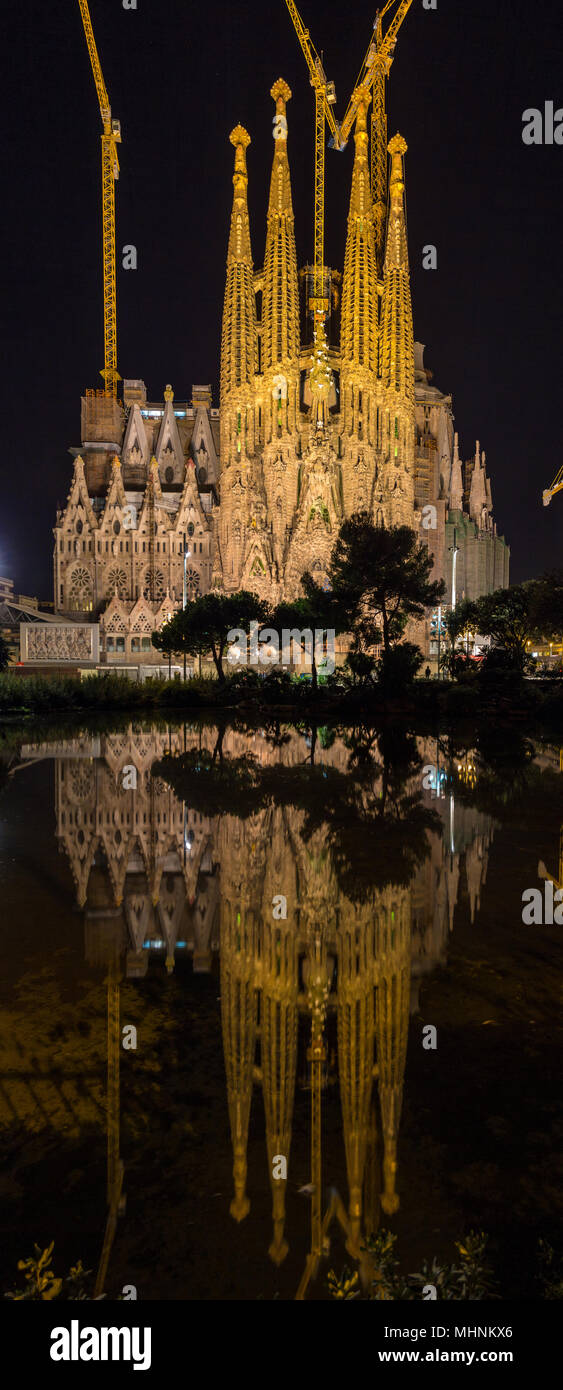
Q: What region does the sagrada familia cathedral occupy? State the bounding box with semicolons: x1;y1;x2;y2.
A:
50;78;509;665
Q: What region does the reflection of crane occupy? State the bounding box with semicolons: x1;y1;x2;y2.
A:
94;956;125;1298
78;0;121;398
295;932;330;1298
538;748;563;895
542;466;563;507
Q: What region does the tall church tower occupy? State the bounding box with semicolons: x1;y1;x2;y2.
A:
340;85;379;519
215;86;419;601
378;134;416;528
214;125;259;592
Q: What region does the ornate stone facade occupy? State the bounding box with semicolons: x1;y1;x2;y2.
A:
52;82;509;654
53;387;217;660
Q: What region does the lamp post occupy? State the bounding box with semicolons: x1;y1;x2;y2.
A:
436;604;442;678
182;538;191;610
450;526;459;609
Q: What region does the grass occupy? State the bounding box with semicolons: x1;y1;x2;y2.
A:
0;668;562;727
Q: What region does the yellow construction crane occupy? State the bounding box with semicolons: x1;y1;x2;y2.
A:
543;466;563;506
284;0;339;433
78;0;121;398
284;0;338;333
283;0;414;372
338;2;414;262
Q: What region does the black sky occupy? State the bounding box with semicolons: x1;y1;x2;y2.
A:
4;0;563;594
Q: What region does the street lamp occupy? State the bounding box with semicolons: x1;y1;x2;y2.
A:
450;526;460;609
437;603;442;677
182;536;191;610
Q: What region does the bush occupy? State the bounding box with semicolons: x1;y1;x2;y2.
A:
0;671;222;715
261;668;295;700
345;651;378;686
226;667;264;691
5;1243;92;1301
443;682;482;718
328;1229;495;1301
377;642;423;692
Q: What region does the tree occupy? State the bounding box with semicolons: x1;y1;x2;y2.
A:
377;640;423;692
328;514;445;657
0;634;10;672
471;585;534;674
176;591;270;683
442;598;477;678
272;575;347;691
528;571;563;644
152;613;182;678
171;606;209;681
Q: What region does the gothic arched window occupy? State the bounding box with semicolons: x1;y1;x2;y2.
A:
185;567;201;601
68;566;93;612
106;567;128;599
141;569;166;601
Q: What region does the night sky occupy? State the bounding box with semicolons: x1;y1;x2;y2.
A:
5;0;563;595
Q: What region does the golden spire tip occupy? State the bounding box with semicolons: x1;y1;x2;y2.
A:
270;77;292;105
230;124;251;150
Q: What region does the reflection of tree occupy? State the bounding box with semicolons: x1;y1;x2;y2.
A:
0;758;11;803
438;726;558;822
457;752;561;825
155;722;441;899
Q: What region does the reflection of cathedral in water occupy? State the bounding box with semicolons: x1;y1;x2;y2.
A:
24;725;495;1295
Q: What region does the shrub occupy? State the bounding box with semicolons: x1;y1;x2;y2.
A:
377;642;423;693
328;1229;495;1301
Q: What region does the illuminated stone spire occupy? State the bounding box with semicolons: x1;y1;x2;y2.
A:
337;912;377;1259
220;894;258;1222
262;80;300;441
484;455;493;515
381;134;414;406
260;918;298;1265
375;887;411;1217
340;88;378;440
469;439;487;523
220;125;257;466
449;431;464;512
380;134;415;523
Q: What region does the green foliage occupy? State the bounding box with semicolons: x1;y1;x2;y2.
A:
327;1267;360;1300
537;1240;563;1299
327;513;445;655
163;590;270;682
343;651;378;687
272;579;347;691
328;1229;495;1301
472;585;534;673
0;671;225;715
410;1232;496;1301
227;666;264;691
442;599;477;678
527;570;563;642
5;1243;91;1301
156;722;441;899
377;641;423;693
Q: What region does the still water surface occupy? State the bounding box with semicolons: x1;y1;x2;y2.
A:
1;717;562;1300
